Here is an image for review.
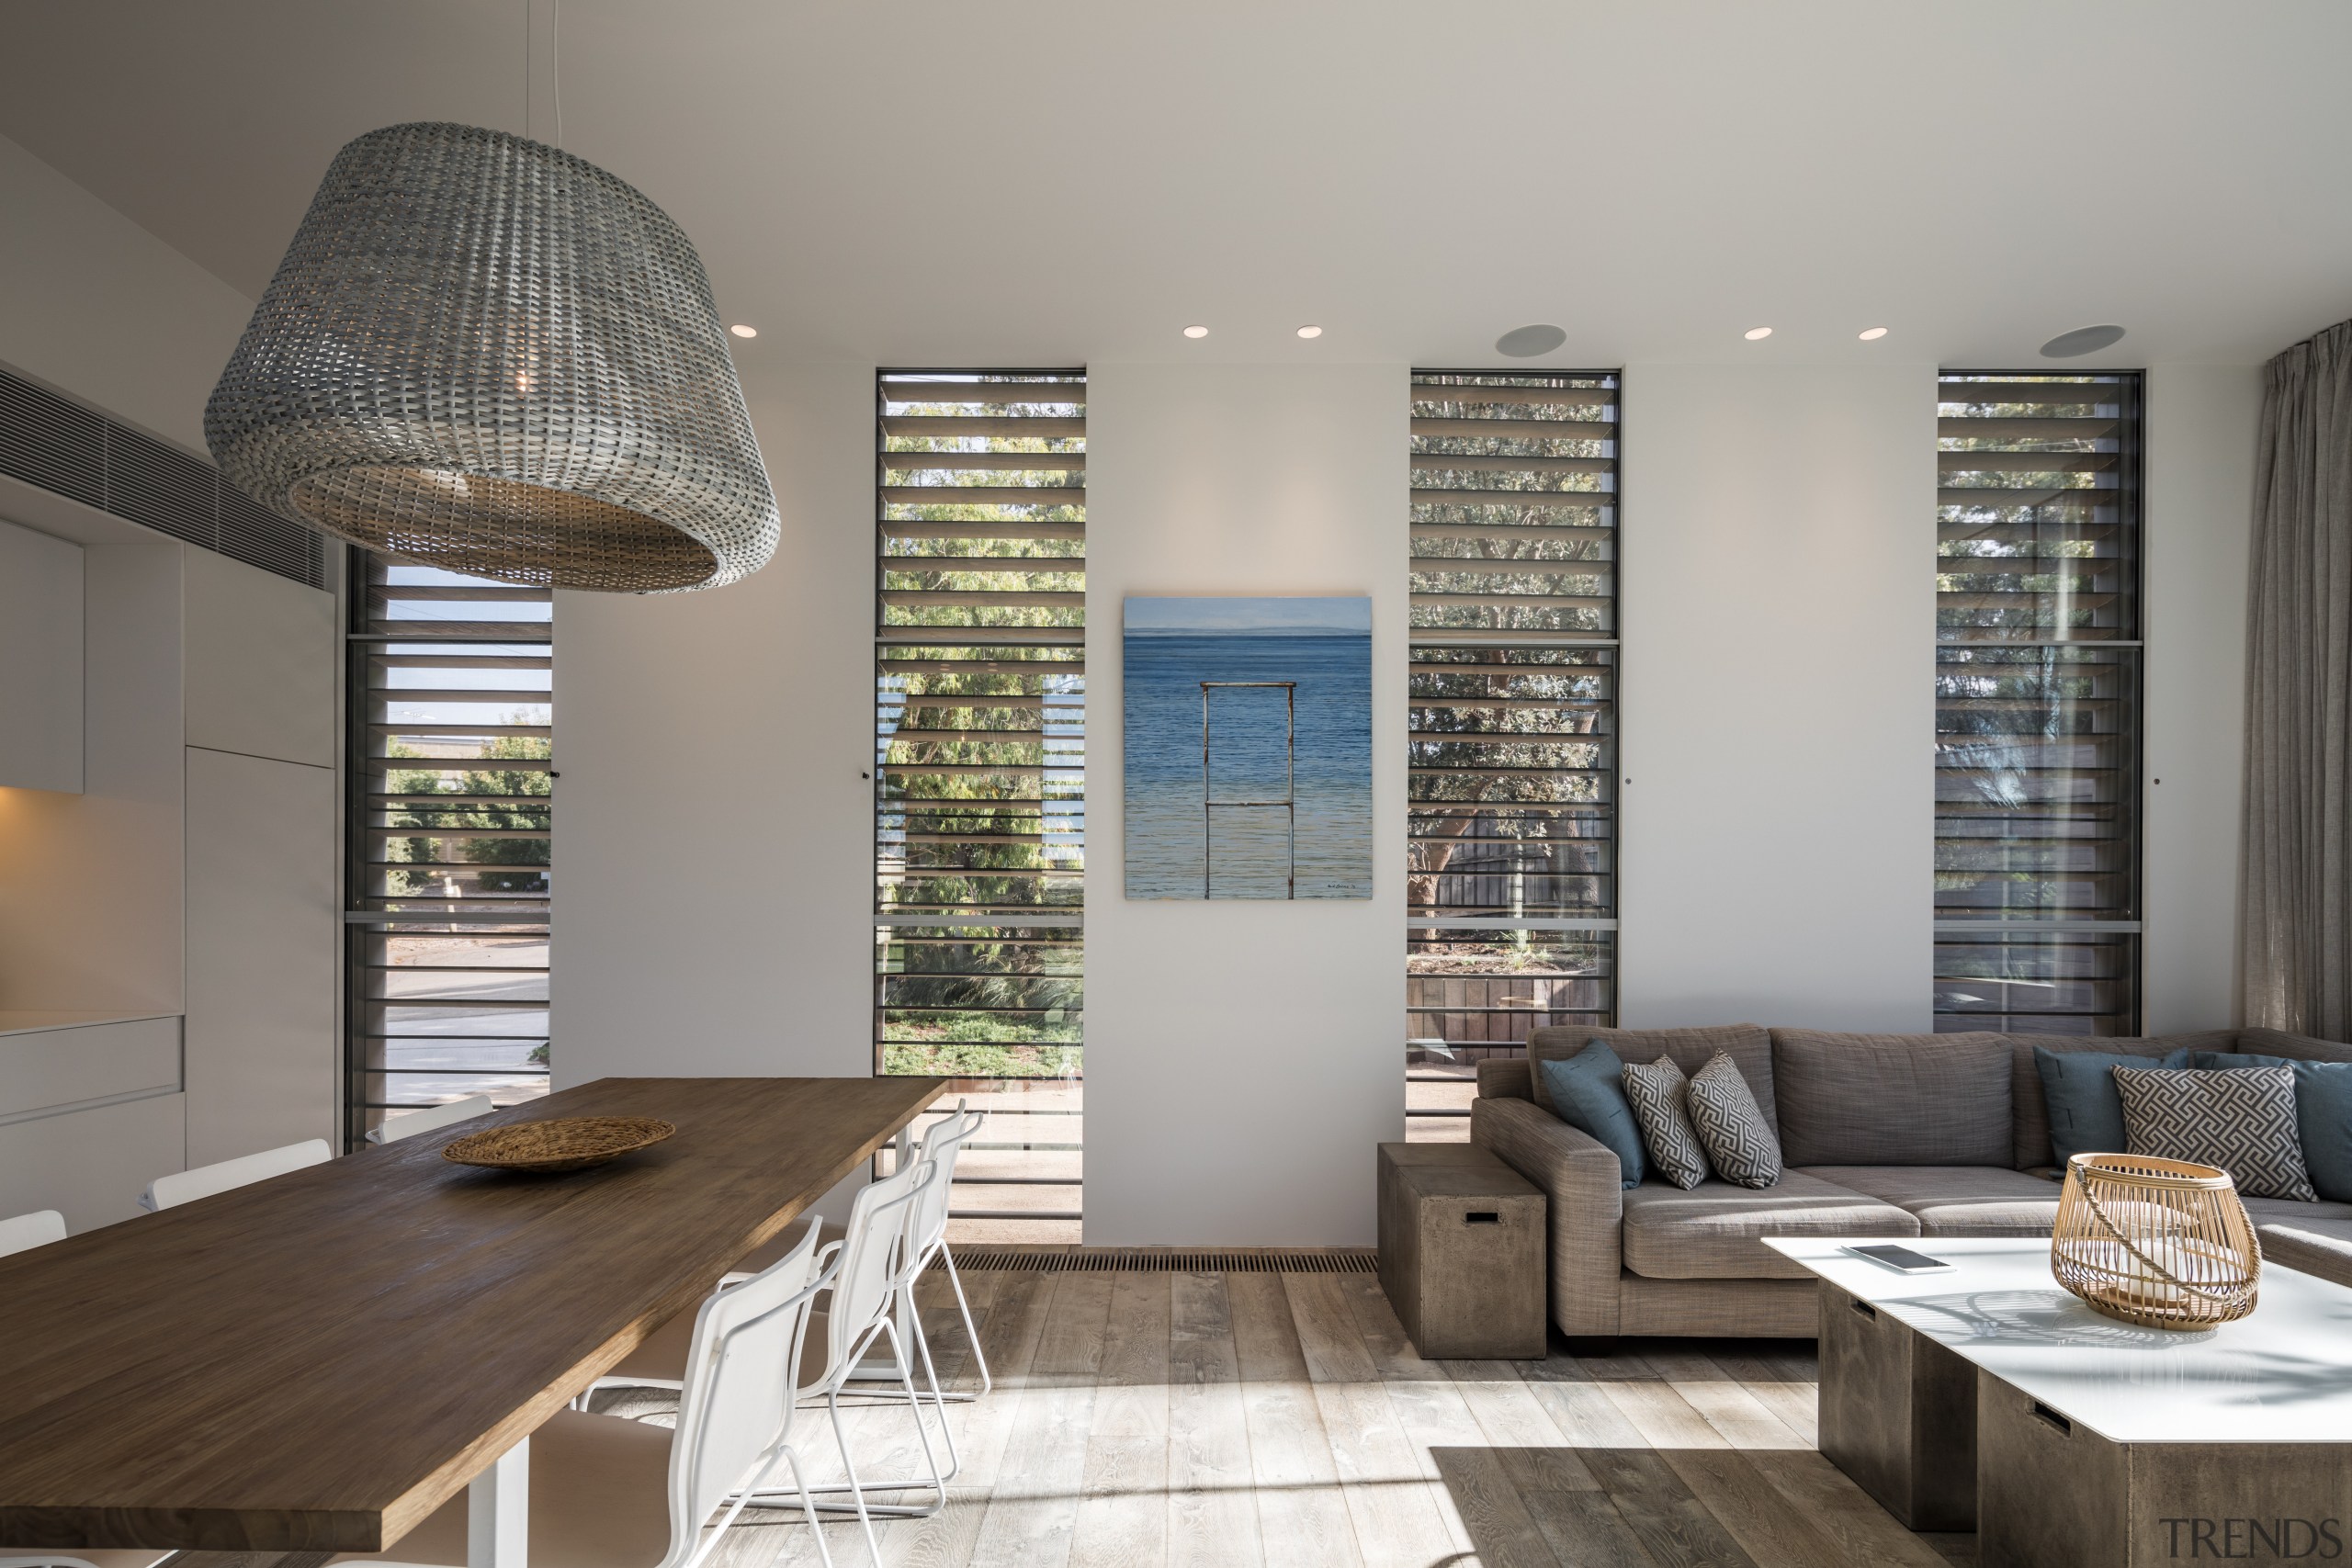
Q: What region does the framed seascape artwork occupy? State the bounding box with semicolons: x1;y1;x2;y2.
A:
1124;595;1373;899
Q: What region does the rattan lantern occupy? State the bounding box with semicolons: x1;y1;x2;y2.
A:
2051;1152;2261;1329
206;122;777;592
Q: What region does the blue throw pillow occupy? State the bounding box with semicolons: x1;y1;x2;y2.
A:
1538;1042;1646;1190
2196;1050;2352;1203
2035;1045;2194;1166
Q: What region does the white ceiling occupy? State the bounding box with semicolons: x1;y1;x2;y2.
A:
4;1;2349;370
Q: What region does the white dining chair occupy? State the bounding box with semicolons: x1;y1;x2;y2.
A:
333;1215;846;1568
0;1551;174;1568
740;1157;949;1540
139;1139;332;1212
0;1209;67;1259
594;1105;991;1444
736;1101;992;1415
366;1095;494;1145
870;1101;991;1404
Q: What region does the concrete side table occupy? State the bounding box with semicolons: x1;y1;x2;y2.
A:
1376;1142;1546;1359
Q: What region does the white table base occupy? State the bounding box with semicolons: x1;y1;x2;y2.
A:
466;1438;527;1568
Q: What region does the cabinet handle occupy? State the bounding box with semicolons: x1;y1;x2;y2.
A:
1849;1297;1877;1320
1464;1212;1499;1224
2030;1401;2072;1437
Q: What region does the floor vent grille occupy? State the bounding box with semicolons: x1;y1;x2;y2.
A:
945;1247;1379;1275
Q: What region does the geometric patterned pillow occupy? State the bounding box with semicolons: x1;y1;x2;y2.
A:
1686;1051;1782;1189
2111;1065;2315;1201
1622;1055;1711;1190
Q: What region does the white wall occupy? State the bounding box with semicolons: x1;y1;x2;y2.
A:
1081;362;1408;1246
1616;363;1939;1031
548;359;877;1218
2143;364;2261;1032
551;360;876;1083
544;355;2266;1247
0;132;251;453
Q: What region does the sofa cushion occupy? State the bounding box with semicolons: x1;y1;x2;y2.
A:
1528;1023;1776;1132
2237;1027;2352;1065
2199;1051;2352;1203
2256;1220;2352;1291
1536;1044;1645;1190
1687;1053;1782;1188
1770;1030;2011;1167
2113;1064;2316;1201
2007;1031;2240;1170
2034;1044;2195;1168
1618;1170;1916;1280
1623;1055;1711;1190
1797;1165;2064;1237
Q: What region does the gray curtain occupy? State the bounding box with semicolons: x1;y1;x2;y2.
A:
2245;319;2352;1034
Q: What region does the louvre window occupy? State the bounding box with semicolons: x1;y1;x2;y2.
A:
876;370;1083;1241
1407;371;1619;1137
1935;373;2143;1034
345;551;552;1144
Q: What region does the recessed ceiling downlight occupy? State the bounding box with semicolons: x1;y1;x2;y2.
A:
2041;324;2126;358
1296;324;1323;339
1495;323;1566;357
1744;326;1772;341
1182;325;1209;339
1859;327;1889;341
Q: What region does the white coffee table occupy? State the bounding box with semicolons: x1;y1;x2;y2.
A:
1768;1235;2352;1568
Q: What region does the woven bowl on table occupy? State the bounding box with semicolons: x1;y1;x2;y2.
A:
442;1116;675;1174
2051;1151;2260;1329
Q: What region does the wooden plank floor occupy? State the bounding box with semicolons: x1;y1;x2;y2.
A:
651;1266;1982;1568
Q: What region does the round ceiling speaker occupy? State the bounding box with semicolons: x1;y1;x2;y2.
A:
1495;323;1568;358
2040;324;2128;359
207;123;780;593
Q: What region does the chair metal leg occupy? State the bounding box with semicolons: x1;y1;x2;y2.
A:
833;1283;961;1477
878;1317;948;1513
780;1445;838;1568
743;1324;950;1519
697;1438;836;1568
828;1388;888;1565
903;1292;962;1481
941;1241;993;1397
839;1249;989;1404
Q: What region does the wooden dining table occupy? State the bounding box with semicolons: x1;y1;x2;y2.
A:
0;1074;944;1565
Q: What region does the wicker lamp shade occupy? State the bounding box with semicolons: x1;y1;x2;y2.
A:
2051;1151;2261;1329
205;122;777;592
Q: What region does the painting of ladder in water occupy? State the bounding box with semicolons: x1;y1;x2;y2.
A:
1123;596;1373;898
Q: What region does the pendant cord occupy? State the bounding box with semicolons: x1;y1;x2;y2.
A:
553;0;562;149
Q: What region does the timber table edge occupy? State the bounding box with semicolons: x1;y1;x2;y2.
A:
0;1075;945;1553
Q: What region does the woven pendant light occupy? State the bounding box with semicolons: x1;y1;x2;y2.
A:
206;121;777;592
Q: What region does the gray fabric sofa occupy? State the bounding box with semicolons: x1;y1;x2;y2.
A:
1472;1021;2352;1340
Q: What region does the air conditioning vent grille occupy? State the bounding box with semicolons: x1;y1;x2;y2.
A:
0;360;328;592
0;369;106;509
105;428;216;548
